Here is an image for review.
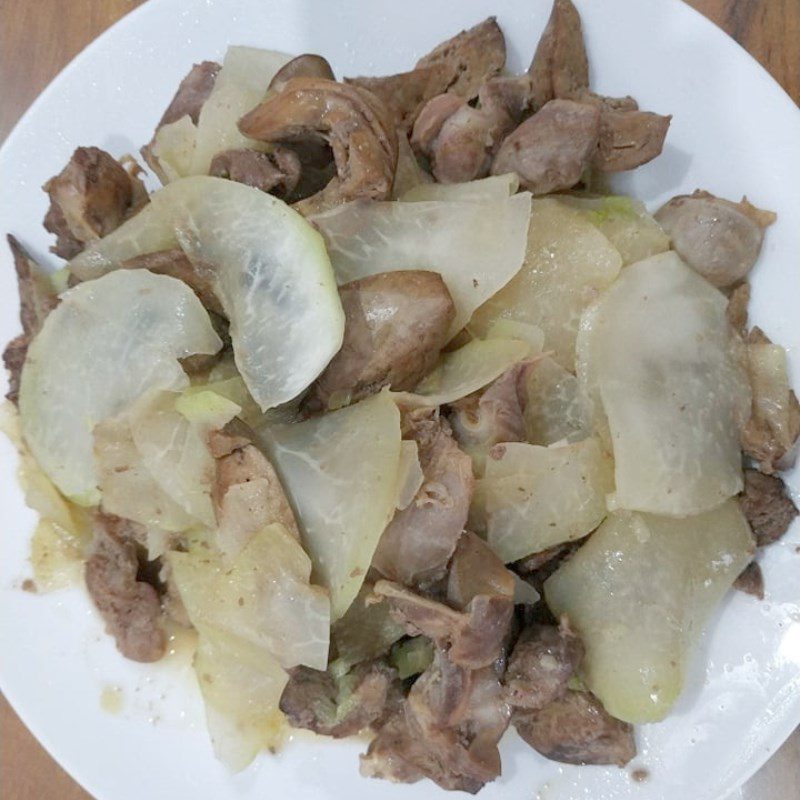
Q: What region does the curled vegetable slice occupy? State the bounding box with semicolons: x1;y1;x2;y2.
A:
19;270;221;503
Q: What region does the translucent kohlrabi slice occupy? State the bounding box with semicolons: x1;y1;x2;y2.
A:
400;173;519;203
469;198;622;370
167;177;344;410
393;337;533;408
148;115;198;184
394;440;424;510
194;629;288;771
522;356;588;446
312;192;532;335
19;270;222;503
191;46;291;175
477;440;613;563
261;391;402;619
544;501;754;723
577;251;751;516
558;195;670;266
170;523;330;670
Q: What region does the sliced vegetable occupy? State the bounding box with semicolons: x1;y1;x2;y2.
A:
390;636;435;680
576;251;751;515
544;501;754;723
394;337;533;408
559;195;669;266
19;271;221;503
394;440;425;510
148;115;198;183
312;192;532;335
191;46;291;175
469;198;622;369
486;319;545;352
476;440;613;563
401;173;519;203
170;523;330;670
262;391;402;619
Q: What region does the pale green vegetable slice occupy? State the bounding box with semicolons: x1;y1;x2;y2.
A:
401;173;519;203
394;440;424;510
394;337;532;408
19;271;221;503
746;340;798;453
559;195;670;266
170;523;330;670
486;319;545;352
312;192;532;335
195;629;288;771
469;198;622;369
191;46;291;175
523;356;588;446
477;440;613;563
577;251;751;516
261;392;402;619
544;501;754;723
148;115;198;183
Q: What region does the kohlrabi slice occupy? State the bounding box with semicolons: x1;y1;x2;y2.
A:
19;270;221;504
400;173;519;203
544;501;754;723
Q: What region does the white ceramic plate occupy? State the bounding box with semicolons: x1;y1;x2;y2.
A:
1;1;799;798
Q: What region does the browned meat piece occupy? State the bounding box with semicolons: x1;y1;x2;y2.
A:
43;147;146;258
514;544;570;575
513;539;586;596
269;54;335;93
209;147;301;198
84;513;166;663
305;271;455;412
733;561;765;601
449;361;532;469
739;469;798;547
3;236;59;402
528;0;589;108
361;650;509;793
593;109;671;173
347;64;457;132
491;99;600;194
372;411;474;587
374;581;513;670
238;78;398;214
503;621;583;710
280;661;398;738
566;88;639;112
447;532;515;609
409;94;464;156
726;282;750;335
479;74;537;123
119;248;223;315
210;426;301;553
514;690;636;767
654;191;776;288
157;61;221;128
415;17;506;101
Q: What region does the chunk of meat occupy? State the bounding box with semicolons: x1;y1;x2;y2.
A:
361;650;510;794
269;54;335;93
43;147;146;259
528;0;589;108
733;561;765;601
593;108;671;172
84;513;166;663
512;539;586;596
491;99;600;194
210;426;301;555
208;147;301;198
654;191;776;288
119;248;223;315
374;580;513;670
280;660;399;738
157;61;221;128
3;236;59;402
447;532;515;609
415;17;506;101
372;411;474;587
503;621;583;709
448;361;532;472
410;89;515;184
305;271;455;412
513;689;636;767
739;469;798;548
238;78;398;214
726;282;750;335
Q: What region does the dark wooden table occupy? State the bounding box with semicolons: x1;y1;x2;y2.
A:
0;1;798;798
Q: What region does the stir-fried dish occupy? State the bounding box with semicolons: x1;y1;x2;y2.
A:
4;0;799;792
